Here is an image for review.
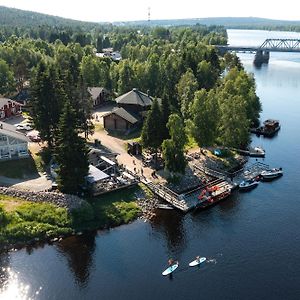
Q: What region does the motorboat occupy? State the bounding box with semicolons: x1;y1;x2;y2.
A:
239;179;259;191
249;146;265;157
260;168;283;180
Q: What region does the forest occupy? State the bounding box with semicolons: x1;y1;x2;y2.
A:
0;6;261;189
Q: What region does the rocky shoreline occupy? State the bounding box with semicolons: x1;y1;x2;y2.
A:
0;186;87;212
137;196;159;221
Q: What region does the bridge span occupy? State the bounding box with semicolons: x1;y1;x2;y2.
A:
216;39;300;65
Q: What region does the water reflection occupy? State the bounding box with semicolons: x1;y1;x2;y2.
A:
0;251;41;300
0;251;10;287
150;210;186;255
55;232;96;288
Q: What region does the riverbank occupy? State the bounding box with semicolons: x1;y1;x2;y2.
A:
0;184;158;251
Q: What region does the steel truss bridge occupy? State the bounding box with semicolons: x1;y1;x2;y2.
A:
217;39;300;53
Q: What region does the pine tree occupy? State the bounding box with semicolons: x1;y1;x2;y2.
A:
141;99;164;162
55;101;89;194
30;61;65;148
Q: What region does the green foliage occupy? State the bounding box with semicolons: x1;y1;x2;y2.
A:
191;89;219;147
0;206;8;226
0;58;14;95
30;61;65;147
2;222;71;241
54;101;89;194
176;68;198;119
162;114;187;175
15;203;71;227
141;99;164;151
71;202;95;229
0;199;73;244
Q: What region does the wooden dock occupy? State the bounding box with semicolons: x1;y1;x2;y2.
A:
142;180;190;212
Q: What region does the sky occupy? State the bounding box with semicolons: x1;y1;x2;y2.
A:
0;0;299;22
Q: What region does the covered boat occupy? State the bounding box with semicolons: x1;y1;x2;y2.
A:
195;184;231;210
260;168;283;180
239;178;259;191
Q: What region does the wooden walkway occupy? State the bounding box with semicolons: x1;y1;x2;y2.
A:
141;180;190;212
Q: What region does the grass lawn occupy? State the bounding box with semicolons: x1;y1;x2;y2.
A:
108;128;142;141
0;194;26;212
87;186;141;228
0;194;73;246
0;157;39;179
0;185;143;247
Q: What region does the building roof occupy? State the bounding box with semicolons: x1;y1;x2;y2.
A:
86;165;109;184
115;88;153;107
87;87;107;100
0;97;23;108
0;121;29;142
103;107;139;124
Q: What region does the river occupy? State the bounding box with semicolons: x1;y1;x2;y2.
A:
1;29;300;300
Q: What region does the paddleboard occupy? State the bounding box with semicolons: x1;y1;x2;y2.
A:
189;257;206;267
162;263;179;276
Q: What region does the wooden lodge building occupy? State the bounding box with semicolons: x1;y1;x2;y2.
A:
103;88;155;133
87;87;110;107
103;107;139;132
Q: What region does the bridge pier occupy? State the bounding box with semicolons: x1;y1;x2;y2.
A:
254;50;270;66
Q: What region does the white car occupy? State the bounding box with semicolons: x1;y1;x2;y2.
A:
15;123;33;131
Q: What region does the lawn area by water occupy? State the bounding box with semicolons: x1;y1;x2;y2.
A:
0;157;39;179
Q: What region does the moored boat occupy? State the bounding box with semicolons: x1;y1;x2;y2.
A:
251;119;280;137
195;185;232;210
260;168;283;180
239;179;259;191
249;146;265;157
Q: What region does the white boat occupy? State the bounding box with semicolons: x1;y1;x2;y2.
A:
249;146;265;157
260;168;283;180
239;179;259;191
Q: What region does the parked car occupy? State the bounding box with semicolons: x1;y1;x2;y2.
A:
15;123;33;131
28;134;41;142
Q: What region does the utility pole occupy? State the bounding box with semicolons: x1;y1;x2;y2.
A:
148;7;151;22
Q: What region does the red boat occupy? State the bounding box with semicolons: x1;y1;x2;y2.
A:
195;184;232;210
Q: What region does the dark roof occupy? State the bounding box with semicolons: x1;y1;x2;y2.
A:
0;121;29;142
103;107;139;124
87;87;107;100
115;88;153;107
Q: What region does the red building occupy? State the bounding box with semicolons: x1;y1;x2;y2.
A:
0;98;22;120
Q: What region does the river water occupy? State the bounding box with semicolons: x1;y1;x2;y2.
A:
1;29;300;300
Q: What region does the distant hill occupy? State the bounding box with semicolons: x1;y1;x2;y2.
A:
1;6;300;32
0;6;102;29
115;17;300;29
